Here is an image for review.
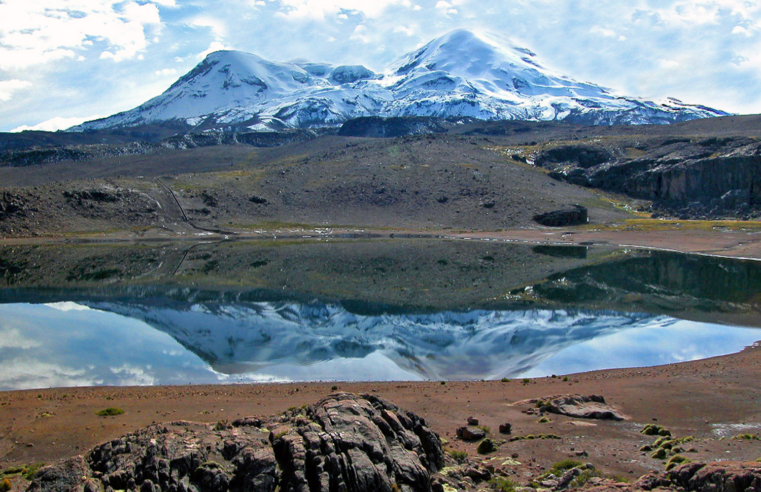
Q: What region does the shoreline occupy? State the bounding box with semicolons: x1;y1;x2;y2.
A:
2;342;761;486
2;225;761;261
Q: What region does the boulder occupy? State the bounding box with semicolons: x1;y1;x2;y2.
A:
456;426;486;441
499;422;512;434
546;395;625;421
533;205;588;227
27;393;445;492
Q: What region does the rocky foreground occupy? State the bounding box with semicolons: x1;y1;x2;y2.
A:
23;393;761;492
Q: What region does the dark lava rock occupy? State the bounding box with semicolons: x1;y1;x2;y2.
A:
338;116;454;138
669;461;761;492
456;426;486;441
535;145;613;169
546;395;625;421
533;205;588;227
0;192;26;219
249;195;268;205
498;423;512;434
26;393;444;492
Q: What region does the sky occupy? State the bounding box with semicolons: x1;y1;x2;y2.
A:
1;0;761;132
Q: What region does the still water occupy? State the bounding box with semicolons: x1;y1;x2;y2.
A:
1;239;759;390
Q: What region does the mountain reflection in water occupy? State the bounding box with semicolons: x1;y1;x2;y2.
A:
1;240;760;390
0;300;759;390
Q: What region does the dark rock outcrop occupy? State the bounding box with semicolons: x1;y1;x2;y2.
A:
544;395;625;421
0;192;25;220
26;393;444;492
456;426;486;441
533;205;588;227
668;461;761;492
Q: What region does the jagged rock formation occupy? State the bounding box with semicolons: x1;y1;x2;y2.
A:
26;393;444;492
535;137;761;219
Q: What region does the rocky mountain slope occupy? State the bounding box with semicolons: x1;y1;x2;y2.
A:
72;29;726;133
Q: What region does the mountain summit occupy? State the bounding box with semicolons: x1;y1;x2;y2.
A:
73;29;727;132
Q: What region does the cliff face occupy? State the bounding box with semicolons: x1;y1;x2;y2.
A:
535;137;761;219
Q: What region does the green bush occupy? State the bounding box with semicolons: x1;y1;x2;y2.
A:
95;407;124;417
477;438;499;455
665;455;691;471
447;449;468;462
732;434;760;441
550;459;583;475
641;424;671;437
568;469;603;488
489;477;516;492
651;448;668;460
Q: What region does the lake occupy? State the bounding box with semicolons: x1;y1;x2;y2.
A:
1;239;760;390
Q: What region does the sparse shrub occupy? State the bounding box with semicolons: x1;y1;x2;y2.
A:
563;376;569;382
568;468;603;488
522;378;531;385
489;477;516;492
95;407;124;417
665;455;691;471
22;463;44;481
0;478;10;492
447;449;468;462
331;385;338;391
640;445;653;452
641;424;671;437
550;459;583;475
440;381;446;385
538;417;551;424
477;438;499;455
479;425;491;434
501;378;510;383
651;448;668;460
213;420;229;431
732;434;760;441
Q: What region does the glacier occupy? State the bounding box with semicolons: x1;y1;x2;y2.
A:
72;29;727;133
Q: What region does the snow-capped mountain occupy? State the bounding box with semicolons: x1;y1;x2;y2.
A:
86;299;670;380
73;29;727;132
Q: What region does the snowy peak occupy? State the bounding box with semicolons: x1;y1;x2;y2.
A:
392;29;541;76
73;28;728;132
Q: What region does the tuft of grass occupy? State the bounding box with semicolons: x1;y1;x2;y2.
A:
538;417;551;424
568;469;604;488
0;478;10;492
521;378;531;385
732;434;760;441
95;407;124;417
641;424;671;437
479;425;491;434
501;378;510;383
665;455;691;471
477;438;499;455
550;460;583;475
447;449;468;462
489;477;517;492
651;448;668;460
213;420;229;431
563;376;569;382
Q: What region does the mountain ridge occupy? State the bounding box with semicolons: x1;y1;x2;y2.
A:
72;29;728;133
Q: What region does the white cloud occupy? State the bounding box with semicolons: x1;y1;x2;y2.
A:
276;0;411;20
0;327;41;349
0;0;167;69
11;115;102;132
0;79;32;101
198;41;235;59
393;25;416;36
155;68;178;76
